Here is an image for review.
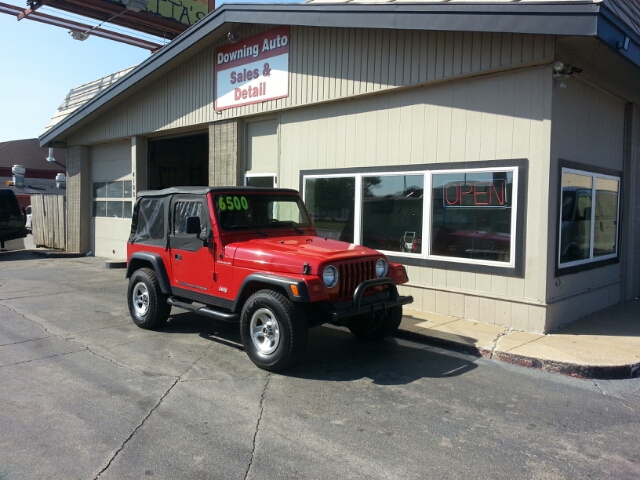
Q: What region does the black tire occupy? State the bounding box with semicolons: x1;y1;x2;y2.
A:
240;289;308;372
127;267;171;330
348;306;403;341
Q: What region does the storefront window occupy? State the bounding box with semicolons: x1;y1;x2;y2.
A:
559;169;619;267
93;180;133;218
431;171;513;262
304;177;355;241
361;175;424;253
303;164;520;271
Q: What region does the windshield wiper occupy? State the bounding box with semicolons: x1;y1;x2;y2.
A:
268;220;305;234
234;224;268;237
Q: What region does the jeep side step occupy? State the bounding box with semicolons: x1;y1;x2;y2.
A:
167;297;240;322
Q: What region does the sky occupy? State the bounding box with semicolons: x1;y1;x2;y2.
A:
0;0;297;143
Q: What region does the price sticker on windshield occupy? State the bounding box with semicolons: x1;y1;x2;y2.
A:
218;195;249;211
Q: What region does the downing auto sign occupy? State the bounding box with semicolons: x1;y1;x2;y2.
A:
215;27;290;111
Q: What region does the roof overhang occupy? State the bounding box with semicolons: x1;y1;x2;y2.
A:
40;1;640;147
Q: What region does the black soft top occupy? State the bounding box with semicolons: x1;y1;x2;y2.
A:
136;186;300;198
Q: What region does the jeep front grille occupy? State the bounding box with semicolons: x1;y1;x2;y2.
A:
338;260;376;299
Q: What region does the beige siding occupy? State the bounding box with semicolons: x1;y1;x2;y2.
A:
551;79;625;171
68;27;554;145
280;66;553;332
544;77;627;330
246;118;278;174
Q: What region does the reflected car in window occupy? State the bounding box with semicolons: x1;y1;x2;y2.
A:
560;187;617;263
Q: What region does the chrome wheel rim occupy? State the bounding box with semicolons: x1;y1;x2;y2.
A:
250;308;280;355
132;281;150;317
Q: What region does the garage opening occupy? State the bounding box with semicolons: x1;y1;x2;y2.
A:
148;133;208;190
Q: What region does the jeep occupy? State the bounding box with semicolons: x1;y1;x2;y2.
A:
126;187;412;371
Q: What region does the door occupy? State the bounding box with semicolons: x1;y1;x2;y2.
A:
169;196;215;291
246;118;278;186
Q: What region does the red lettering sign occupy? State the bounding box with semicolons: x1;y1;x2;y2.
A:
443;180;507;207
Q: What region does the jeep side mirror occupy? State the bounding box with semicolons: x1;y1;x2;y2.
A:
186;216;201;236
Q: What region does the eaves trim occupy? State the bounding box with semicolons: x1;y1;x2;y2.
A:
39;1;610;147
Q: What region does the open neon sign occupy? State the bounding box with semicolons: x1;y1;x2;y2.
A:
443;179;508;207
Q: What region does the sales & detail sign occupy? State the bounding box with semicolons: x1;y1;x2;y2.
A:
215;27;290;111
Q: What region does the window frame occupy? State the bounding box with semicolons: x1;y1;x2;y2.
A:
556;161;621;275
92;180;133;219
245;173;277;188
301;159;527;277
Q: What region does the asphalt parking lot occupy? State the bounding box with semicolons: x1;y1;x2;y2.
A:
1;253;639;479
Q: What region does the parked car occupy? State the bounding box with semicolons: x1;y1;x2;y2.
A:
0;189;28;248
24;205;32;233
126;187;412;371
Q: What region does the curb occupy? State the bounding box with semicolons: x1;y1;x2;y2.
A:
396;328;640;380
105;261;127;269
31;251;87;259
491;351;640;380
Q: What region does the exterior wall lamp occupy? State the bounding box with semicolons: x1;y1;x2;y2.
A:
552;61;582;89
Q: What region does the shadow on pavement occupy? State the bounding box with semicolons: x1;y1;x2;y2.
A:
163;311;479;385
0;250;39;262
551;298;640;338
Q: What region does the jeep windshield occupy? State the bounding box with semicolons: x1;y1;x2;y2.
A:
215;193;312;231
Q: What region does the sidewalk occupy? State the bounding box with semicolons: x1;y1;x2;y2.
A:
399;300;640;380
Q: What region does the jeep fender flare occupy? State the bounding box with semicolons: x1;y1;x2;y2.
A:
126;252;172;295
232;273;311;312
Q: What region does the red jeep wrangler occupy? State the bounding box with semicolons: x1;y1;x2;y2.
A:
126;187;412;371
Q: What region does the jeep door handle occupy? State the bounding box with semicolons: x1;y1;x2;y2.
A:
175;254;182;260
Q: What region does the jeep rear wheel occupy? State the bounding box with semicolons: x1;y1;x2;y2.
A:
240;290;307;372
128;267;170;330
348;306;402;341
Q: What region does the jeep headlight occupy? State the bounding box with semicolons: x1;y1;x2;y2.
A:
322;265;339;288
375;258;388;278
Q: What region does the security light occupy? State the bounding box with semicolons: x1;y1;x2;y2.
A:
121;0;148;12
69;30;89;41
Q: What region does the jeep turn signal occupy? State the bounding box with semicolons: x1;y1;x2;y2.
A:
289;284;299;296
395;265;409;283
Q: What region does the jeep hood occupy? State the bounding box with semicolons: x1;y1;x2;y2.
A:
228;236;383;275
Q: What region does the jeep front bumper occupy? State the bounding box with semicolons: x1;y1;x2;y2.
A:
327;278;413;325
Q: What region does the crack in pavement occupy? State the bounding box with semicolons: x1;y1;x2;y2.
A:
0;301;60;338
0;336;52;347
489;328;512;359
594;381;640;420
0;289;82;301
244;374;270;480
1;301;159;375
2;287;121;301
94;345;214;479
94;375;181;480
0;349;86;368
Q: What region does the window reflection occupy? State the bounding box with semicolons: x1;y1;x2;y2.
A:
594;178;618;257
360;175;424;253
559;171;619;265
305;177;355;241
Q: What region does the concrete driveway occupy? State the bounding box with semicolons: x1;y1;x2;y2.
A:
1;253;639;479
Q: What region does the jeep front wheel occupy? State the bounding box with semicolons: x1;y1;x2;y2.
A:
240;290;307;372
127;268;170;330
348;306;402;341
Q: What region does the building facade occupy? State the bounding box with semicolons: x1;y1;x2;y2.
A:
40;1;640;333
